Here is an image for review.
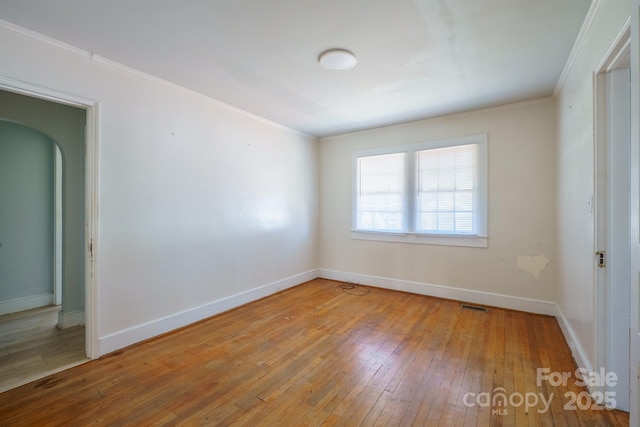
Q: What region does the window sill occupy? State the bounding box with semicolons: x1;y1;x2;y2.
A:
351;230;488;248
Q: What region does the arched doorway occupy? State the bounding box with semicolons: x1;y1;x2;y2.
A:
0;121;58;312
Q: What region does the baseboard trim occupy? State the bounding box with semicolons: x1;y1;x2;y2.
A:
57;309;85;329
554;306;593;387
317;269;558;316
98;269;319;356
0;293;53;316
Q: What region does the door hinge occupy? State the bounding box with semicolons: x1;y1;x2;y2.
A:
595;250;606;268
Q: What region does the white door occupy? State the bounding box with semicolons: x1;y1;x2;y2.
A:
594;32;632;413
605;66;631;412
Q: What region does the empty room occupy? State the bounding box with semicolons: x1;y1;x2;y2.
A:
0;0;638;426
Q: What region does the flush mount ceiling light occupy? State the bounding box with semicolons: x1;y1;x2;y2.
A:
318;49;357;71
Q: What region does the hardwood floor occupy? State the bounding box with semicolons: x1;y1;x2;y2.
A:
0;306;86;393
0;279;629;426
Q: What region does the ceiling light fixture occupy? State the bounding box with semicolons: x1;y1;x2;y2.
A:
318;49;357;72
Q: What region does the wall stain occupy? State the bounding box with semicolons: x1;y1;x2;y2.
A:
516;254;550;279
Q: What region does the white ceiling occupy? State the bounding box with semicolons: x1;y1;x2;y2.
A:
0;0;591;137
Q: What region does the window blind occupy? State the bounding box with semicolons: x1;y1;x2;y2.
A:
416;143;477;234
356;152;405;232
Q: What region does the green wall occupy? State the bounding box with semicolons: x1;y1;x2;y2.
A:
0;90;86;317
0;121;54;301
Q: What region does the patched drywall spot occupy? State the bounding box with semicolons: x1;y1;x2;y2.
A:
516;254;550;279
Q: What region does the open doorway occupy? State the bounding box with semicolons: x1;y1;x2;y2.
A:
0;121;59;314
0;85;97;391
594;25;631;412
0;120;85;391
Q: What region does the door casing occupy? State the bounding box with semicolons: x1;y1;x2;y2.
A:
0;76;100;360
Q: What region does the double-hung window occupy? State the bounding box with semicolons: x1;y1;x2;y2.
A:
352;134;488;247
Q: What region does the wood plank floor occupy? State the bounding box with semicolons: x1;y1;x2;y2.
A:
0;279;629;426
0;306;86;393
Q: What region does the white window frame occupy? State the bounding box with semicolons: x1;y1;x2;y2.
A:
351;134;488;248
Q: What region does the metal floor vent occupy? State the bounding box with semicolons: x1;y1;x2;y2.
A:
461;304;488;312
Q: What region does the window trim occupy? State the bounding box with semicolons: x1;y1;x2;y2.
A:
351;133;488;248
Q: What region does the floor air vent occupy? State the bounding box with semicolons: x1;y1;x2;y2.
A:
461;304;488;312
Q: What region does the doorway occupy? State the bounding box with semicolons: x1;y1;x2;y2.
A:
0;122;59;315
594;27;631;412
0;125;63;311
0;120;84;391
0;81;99;389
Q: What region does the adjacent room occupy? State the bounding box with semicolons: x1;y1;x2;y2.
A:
0;0;637;425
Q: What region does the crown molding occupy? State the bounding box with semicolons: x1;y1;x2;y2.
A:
0;19;314;139
553;0;602;97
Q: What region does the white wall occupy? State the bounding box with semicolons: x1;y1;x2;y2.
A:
555;0;630;373
0;23;318;355
318;99;557;307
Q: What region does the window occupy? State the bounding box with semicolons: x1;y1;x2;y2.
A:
356;152;405;232
352;134;488;247
416;144;477;234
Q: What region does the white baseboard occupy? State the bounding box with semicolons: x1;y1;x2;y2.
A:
317;269;558;316
98;269;319;356
0;293;53;316
554;306;593;383
57;309;85;329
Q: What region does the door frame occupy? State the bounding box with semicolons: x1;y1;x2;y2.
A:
593;20;631;410
0;76;100;359
630;3;640;423
53;144;62;306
